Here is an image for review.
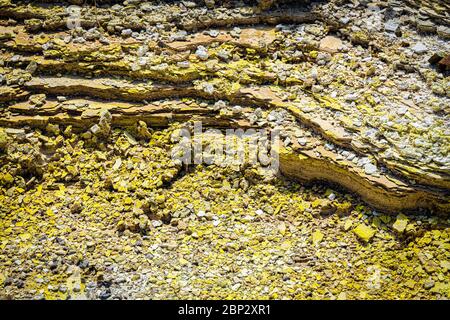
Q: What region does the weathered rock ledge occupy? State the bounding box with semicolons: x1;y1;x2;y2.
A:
0;0;449;214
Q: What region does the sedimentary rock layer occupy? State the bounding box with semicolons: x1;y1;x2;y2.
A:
0;0;449;214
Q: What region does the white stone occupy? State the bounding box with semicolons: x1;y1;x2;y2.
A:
197;210;206;217
208;30;219;38
411;42;427;54
364;163;377;175
195;46;209;61
297;138;307;146
203;83;215;94
152;220;163;227
177;61;190;68
90;124;101;134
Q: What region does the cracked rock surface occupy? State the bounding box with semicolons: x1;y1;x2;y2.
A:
0;0;449;300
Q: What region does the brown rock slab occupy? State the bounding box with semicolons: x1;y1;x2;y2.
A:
319;36;343;53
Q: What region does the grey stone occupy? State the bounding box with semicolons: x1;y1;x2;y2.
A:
417;20;436;33
384;20;399;33
364;163;377;175
195;46;209;61
424;280;435;289
411;42;427;54
437;26;450;39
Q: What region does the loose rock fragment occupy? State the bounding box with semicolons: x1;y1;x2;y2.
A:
353;224;376;243
392;214;408;233
319;36;342;53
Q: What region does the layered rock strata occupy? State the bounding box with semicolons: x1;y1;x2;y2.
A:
0;0;449;214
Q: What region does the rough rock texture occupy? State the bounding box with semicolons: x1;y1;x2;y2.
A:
0;0;449;300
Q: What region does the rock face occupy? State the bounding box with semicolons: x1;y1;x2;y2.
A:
0;0;449;300
0;0;448;212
